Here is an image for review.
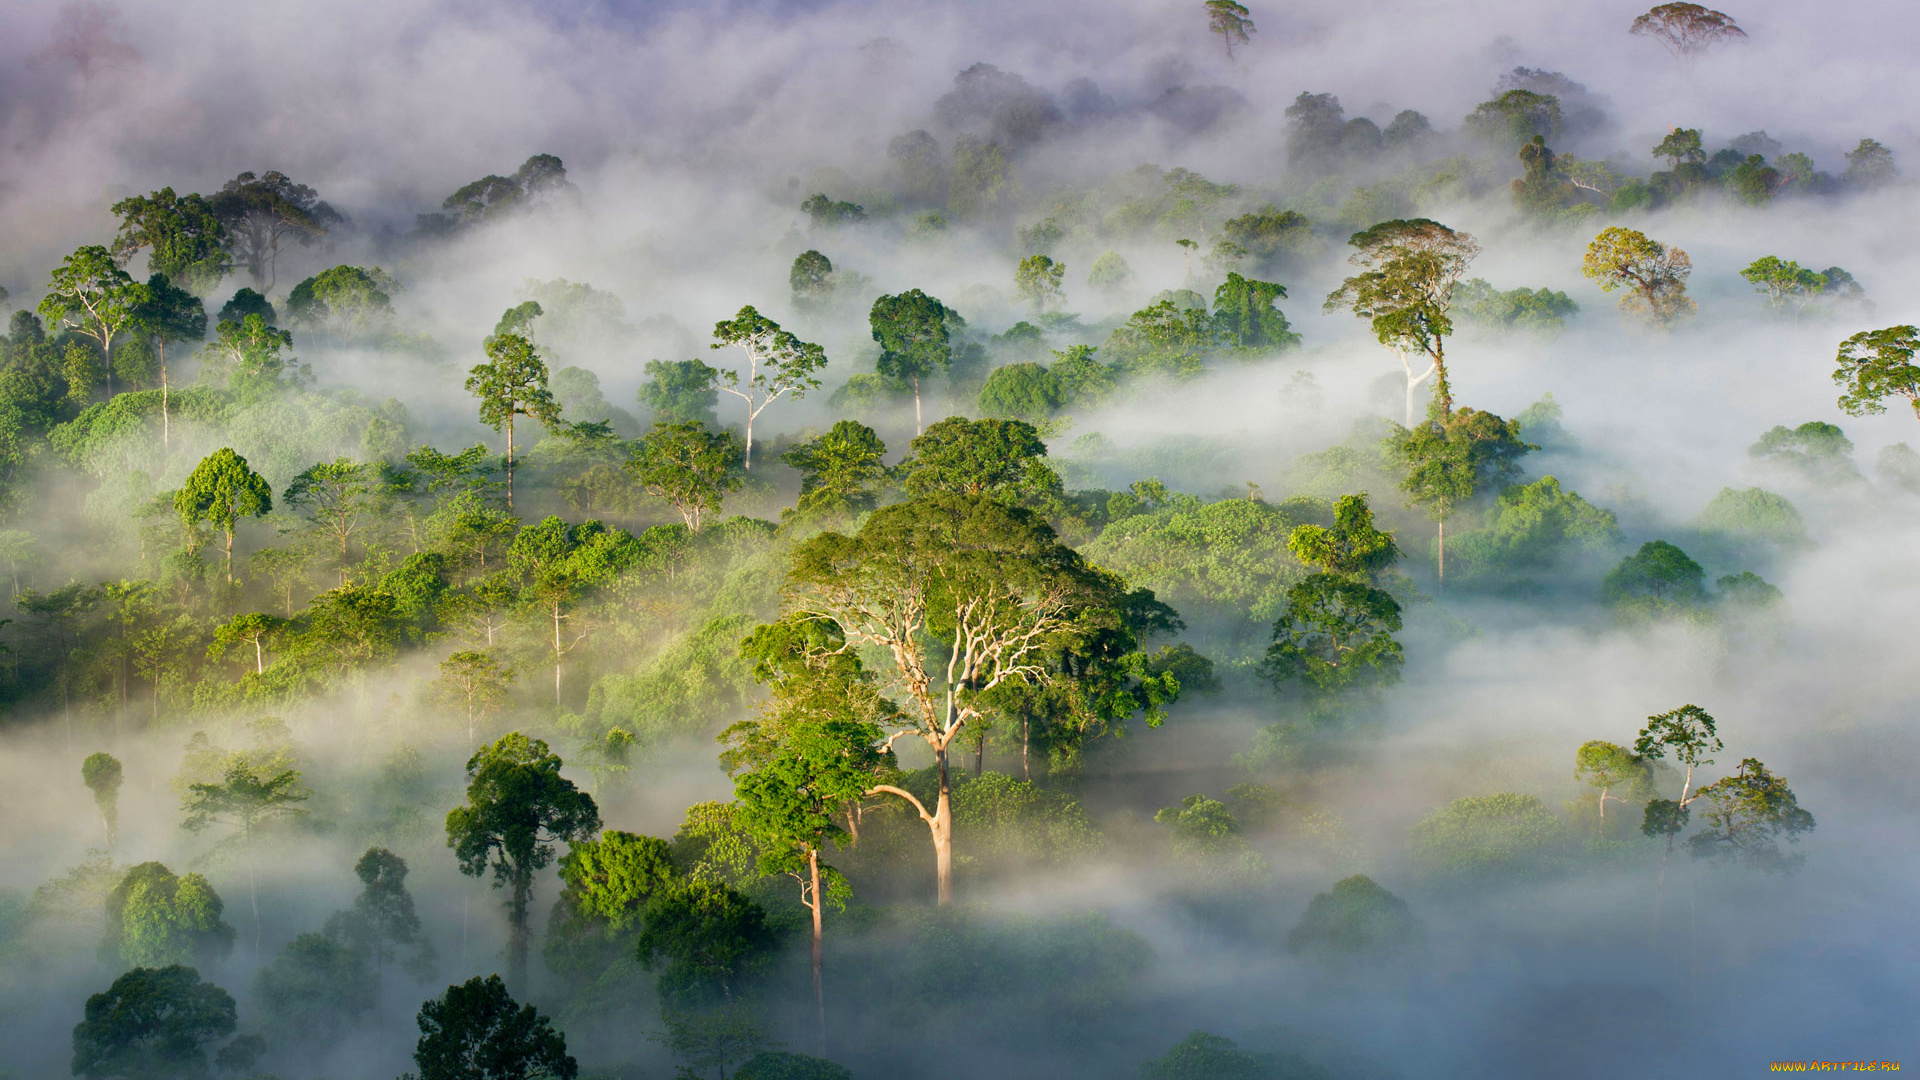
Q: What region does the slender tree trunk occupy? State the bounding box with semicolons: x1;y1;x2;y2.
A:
1437;516;1446;590
224;527;236;586
505;416;515;510
933;746;953;905
913;377;923;436
553;605;563;707
160;349;170;452
508;868;532;996
808;847;825;1057
744;408;754;469
1022;713;1030;782
253;637;263;675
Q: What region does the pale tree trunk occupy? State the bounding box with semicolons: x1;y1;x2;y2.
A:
160;350;170;452
808;848;825;1057
505;416;516;511
1022;713;1030;782
553;606;564;707
744;411;754;469
932;745;953;904
253;637;263;675
913;377;923;436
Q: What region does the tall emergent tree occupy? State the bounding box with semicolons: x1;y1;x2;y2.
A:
181;761;310;954
1582;227;1696;328
1832;325;1920;423
70;965;238;1080
133;274;207;451
445;733;601;994
1013;255;1066;314
82;751;125;850
1687;758;1815;870
1204;0;1256;59
1634;703;1723;888
869;290;953;434
785;492;1117;904
1629;3;1747;60
1391;407;1533;585
102;863;236;969
174;448;272;585
432;650;515;742
110;189;231;295
1573;740;1652;822
1324;219;1481;424
324;847;437;980
710;306;828;468
626;421;745;532
210;170;343;292
39;245;144;396
466;332;560;508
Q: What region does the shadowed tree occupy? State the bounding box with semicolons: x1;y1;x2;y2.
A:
638;358;722;427
791;250;835;312
252;933;375;1049
133;274;206;450
210;171;342;292
409;975;577;1080
1259;574;1404;700
39;245;143;396
433;651;514;742
1635;703;1723;891
174;448;272;585
1582;227;1696;328
1391;407;1533;585
83;751;124;850
1204;0;1255;59
466;332;559;509
181;761;310;954
711;306;828;468
102;862;236;969
1325;219;1480;424
324;847;437;981
1833;325;1920;423
1687;758;1815;870
110;189;231;296
1014;255;1066;314
445;733;600;994
869;290;953;434
71;965;237;1080
283;458;378;585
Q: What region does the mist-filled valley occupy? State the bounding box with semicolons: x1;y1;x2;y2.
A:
1;1;1916;1078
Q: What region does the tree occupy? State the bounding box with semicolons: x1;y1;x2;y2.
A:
1286;493;1400;582
1086;251;1132;293
710;306;828;468
40;245;143;395
1582;226;1696;328
173;448;271;585
434;651;514;742
252;933;376;1048
466;332;560;509
1013;254;1066;314
1652;127;1705;169
636;878;779;1006
1324;219;1481;424
1740;256;1828;316
197;313;301;398
325;846;436;980
785;492;1117;903
102;862;236;969
730;711;886;1054
83;751;125;850
109;189;231;295
493;300;543;343
897;416;1060;506
869;290;953;433
208;612;281;676
1287;875;1426;962
131;273;206;449
639;358;722;427
1410;793;1571;881
71;965;237;1080
1140;1031;1302;1080
410;975;578;1080
209;170;342;292
1635;704;1724;884
1573;740;1652;821
736;1051;854;1080
181;760;310;953
1603;540;1708;618
1630;3;1747;59
977;363;1063;425
1259;574;1403;700
1842;138;1897;191
800;193;866;228
1211;272;1299;351
627;421;745;532
445;733;600;994
1833;325;1920;422
790;250;835;312
286;265;397;340
1687;758;1815;870
1462;90;1562;151
1204;0;1255;59
283;458;378;584
507;516;641;704
1392;407;1532;584
783;421;889;519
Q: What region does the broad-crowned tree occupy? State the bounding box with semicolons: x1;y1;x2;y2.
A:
1652;127;1705;168
710;306;828;467
110;188;231;296
1211;272;1299;351
1582;226;1696;328
432;650;514;742
252;933;375;1049
71;965;238;1080
1286;874;1426;963
897;415;1062;508
1629;3;1747;60
1324;219;1480;424
507;516;641;704
1602;540;1708;619
977;363;1064;425
39;245;144;396
465;332;559;509
133;274;206;449
1391;407;1532;584
208;612;282;676
445;733;600;994
1573;740;1653;822
869;290;953;434
286;265;397;342
102;862;236;969
181;760;309;954
785;492;1118;903
1259;573;1404;700
492;300;542;344
1014;255;1066;314
409;975;577;1080
1842;138;1897;191
636;878;779;1007
174;448;271;585
1832;325;1920;423
209;170;342;292
324;847;436;981
790;250;835;312
197;313;302;399
1740;256;1828;316
1286;493;1400;582
1634;704;1723;883
626;420;745;532
1687;757;1815;870
82;751;125;850
283;458;379;584
1204;0;1256;59
638;359;722;427
783;420;889;520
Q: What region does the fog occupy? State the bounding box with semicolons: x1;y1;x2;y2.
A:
1;0;1917;1077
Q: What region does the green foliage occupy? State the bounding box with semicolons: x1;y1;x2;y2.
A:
1842;138;1897;190
1462;90;1562;150
1409;793;1571;881
1581;227;1695;327
1687;758;1815;870
636;878;780;1007
1139;1030;1329;1080
1014;254;1066;313
1602;540;1707;617
783;420;889;519
800;194;866;228
1832;325;1920;422
323;847;436;979
83;751;125;846
1211;273;1299;352
626;421;745;531
286;265;397;340
1697;487;1808;548
1325;219;1480;416
977;362;1064;424
951;773;1102;866
110;188;231;295
102;863;236;969
1748;421;1859;484
1086;251;1133;292
1448;476;1618;583
1391;407;1533;529
1259;573;1403;699
638;359;721;427
252;932;376;1046
1453;279;1578;334
898;416;1060;504
1080;495;1317;634
1285;493;1399;581
411;974;578;1080
71;965;237;1080
735;1050;853;1080
1287;875;1426;962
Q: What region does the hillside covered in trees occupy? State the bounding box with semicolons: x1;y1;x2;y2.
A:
0;1;1913;1078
